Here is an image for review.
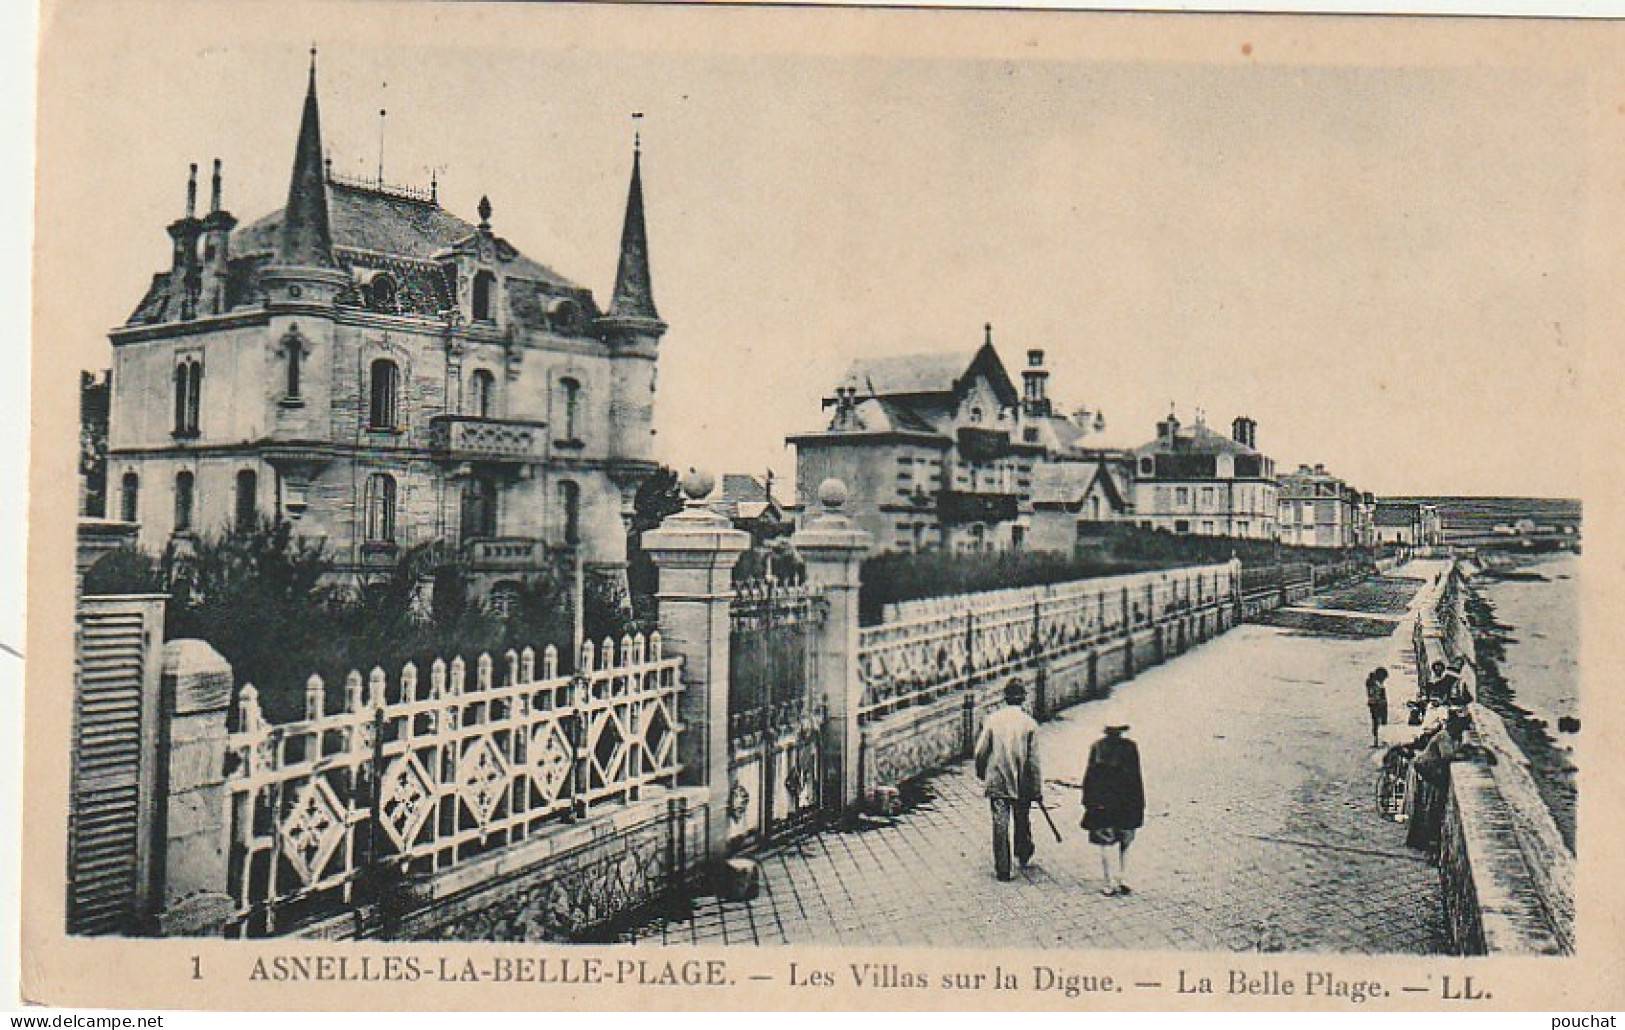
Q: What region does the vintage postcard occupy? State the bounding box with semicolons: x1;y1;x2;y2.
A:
20;0;1625;1012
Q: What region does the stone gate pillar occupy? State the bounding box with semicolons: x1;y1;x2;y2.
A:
791;479;872;813
642;470;750;862
157;639;234;936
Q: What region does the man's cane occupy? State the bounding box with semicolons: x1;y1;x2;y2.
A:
1035;798;1064;843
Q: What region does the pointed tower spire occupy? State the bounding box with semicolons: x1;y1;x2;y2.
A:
277;47;337;268
607;120;659;322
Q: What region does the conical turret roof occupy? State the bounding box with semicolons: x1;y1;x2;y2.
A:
276;53;337;268
607;147;659;321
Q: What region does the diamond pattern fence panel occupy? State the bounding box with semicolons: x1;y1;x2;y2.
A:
223;634;683;936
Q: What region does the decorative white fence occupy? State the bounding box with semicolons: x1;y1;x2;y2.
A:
856;563;1236;721
223;634;683;935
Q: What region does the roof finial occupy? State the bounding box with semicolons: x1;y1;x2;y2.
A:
377;105;387;185
308;44;318;89
632;111;644;153
477;195;492;231
984;322;993;347
185;163;198;218
210;158;222;214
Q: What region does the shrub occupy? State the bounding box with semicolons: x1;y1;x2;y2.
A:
154;520;647;725
82;545;164;595
859;549;1162;624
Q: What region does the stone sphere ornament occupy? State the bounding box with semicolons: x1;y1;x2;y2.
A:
817;477;849;510
681;467;716;501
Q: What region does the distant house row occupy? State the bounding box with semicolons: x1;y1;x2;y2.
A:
784;332;1442;555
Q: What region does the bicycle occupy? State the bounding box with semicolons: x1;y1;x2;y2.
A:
1374;743;1414;822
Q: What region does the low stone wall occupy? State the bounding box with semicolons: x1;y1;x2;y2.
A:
1422;564;1574;956
1440;757;1566;955
298;787;711;942
859;599;1231;793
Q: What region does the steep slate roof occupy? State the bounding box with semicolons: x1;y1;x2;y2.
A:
1031;461;1128;511
839;351;976;398
1133;421;1260;457
127;185;590;326
234;184;580;288
704;474;785;523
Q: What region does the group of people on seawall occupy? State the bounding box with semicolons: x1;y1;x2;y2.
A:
973;676;1145;895
1367;655;1490;858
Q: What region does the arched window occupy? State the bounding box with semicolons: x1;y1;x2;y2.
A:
284;333;303;400
364;473;397;544
186;361;202;434
969;407;983;425
460;475;498;541
559;480;581;547
174;470;195;532
234;469;257;533
559;377;582;444
472;270;496;323
369;358;399;430
470;369;495;418
119;471;139;524
172;358;202;435
173;364;187;434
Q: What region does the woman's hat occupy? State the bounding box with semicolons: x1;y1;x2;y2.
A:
1104;724;1130;735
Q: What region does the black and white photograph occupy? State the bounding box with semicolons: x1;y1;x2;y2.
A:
19;0;1621;1012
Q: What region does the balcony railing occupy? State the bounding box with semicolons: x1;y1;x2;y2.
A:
428;415;548;462
464;537;552;570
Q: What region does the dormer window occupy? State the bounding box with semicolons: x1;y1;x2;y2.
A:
367;272;398;313
548;298;580;334
472;270;496;323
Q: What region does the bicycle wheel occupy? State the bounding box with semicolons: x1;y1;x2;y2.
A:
1375;762;1409;821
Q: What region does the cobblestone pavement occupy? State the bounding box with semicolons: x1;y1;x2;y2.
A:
623;564;1449;953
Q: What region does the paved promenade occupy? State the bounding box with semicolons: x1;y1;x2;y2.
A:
625;562;1450;953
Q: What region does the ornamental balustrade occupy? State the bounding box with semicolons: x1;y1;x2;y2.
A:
855;563;1235;721
427;415;548;462
222;633;683;935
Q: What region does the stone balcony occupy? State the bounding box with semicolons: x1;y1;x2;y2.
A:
428;415;548;463
464;536;553;571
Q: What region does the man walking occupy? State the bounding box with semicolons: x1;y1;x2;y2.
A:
1082;724;1145;896
975;677;1043;882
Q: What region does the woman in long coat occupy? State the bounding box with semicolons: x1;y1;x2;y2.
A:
1082;725;1145;896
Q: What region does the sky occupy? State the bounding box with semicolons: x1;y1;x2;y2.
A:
34;3;1603;500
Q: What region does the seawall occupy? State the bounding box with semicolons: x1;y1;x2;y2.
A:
1413;564;1574;955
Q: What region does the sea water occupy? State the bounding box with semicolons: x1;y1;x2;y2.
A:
1478;551;1580;752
